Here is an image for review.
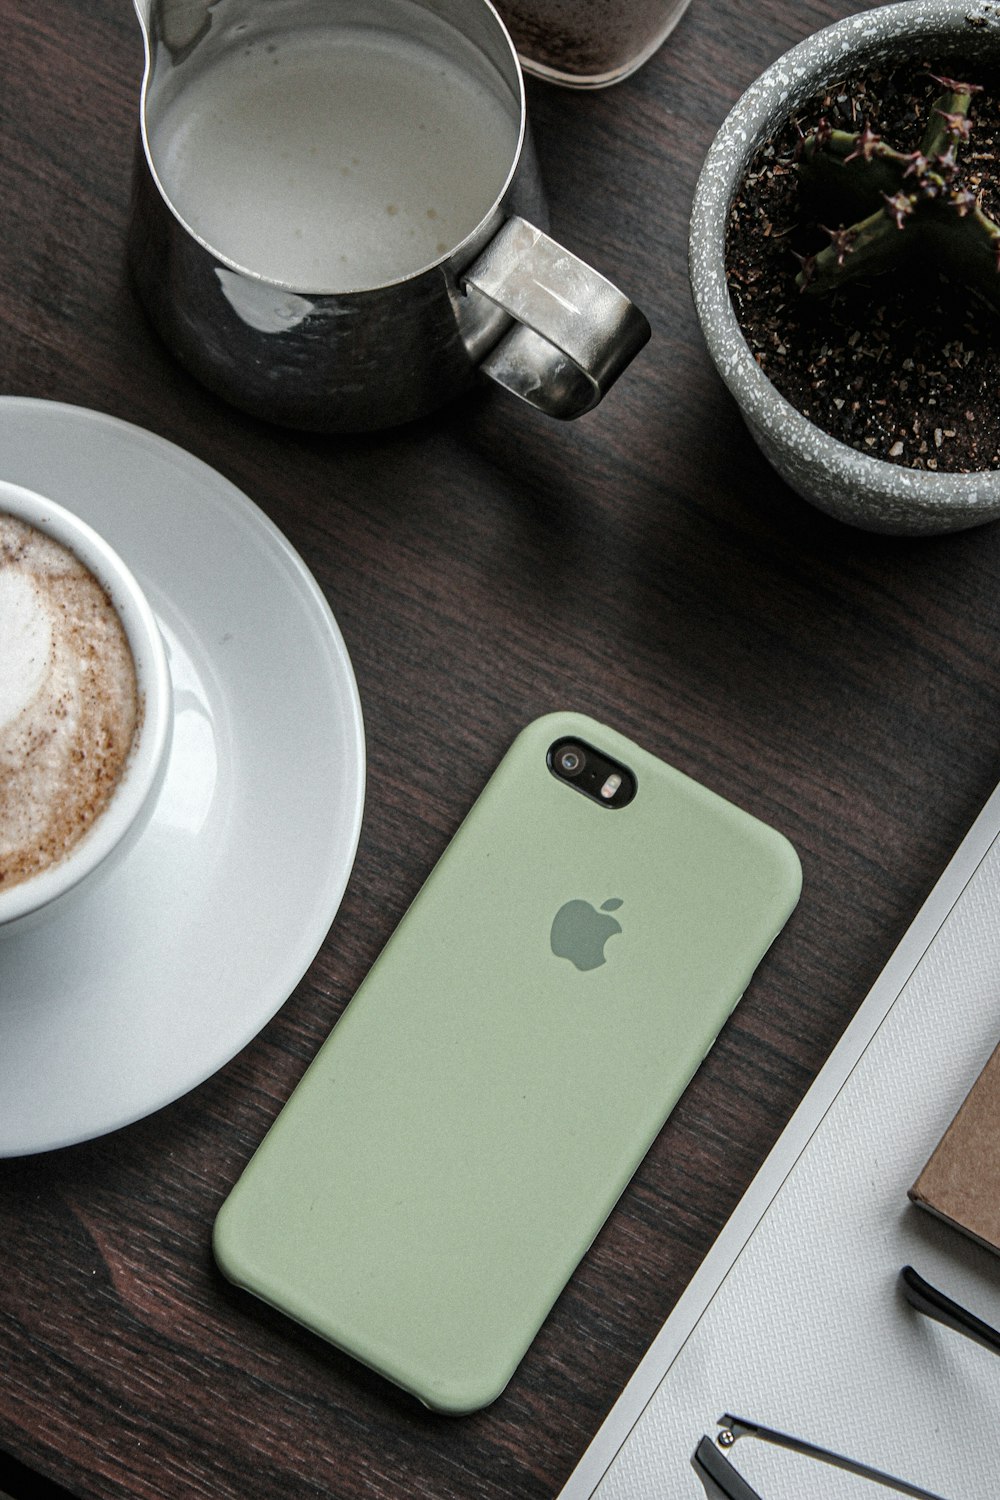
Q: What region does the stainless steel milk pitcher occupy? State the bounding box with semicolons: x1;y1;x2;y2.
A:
128;0;650;431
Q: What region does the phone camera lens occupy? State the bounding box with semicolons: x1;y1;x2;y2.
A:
548;735;636;808
556;745;586;776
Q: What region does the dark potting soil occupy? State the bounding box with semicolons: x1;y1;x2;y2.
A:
725;55;1000;472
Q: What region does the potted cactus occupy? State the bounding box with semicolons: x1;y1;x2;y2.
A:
689;0;1000;535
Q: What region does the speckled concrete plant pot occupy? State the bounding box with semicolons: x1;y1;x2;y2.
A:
689;0;1000;536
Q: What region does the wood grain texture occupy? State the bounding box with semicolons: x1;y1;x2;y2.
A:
3;1;1000;1496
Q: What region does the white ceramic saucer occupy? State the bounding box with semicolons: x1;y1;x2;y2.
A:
0;398;365;1156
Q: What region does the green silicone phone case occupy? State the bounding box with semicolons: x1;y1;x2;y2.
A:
213;712;801;1413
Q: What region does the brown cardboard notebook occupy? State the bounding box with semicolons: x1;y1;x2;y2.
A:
910;1041;1000;1255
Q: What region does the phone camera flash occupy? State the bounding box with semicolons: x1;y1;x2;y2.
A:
548;737;636;808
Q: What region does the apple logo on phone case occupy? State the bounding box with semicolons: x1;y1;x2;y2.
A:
550;899;623;971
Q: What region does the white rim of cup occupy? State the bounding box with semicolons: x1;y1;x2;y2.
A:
0;480;172;926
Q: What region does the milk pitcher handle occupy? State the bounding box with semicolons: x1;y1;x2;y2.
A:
462;217;651;419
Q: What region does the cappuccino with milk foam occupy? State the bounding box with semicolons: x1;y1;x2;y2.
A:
0;514;140;891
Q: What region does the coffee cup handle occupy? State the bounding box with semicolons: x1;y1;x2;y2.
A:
461;216;651;419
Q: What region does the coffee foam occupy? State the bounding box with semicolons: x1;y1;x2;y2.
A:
0;514;140;892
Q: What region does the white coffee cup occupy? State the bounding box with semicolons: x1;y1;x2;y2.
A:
0;480;172;932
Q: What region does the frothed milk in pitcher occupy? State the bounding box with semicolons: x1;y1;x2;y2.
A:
147;16;521;289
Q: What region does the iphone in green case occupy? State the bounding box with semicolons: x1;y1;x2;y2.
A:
213;713;801;1413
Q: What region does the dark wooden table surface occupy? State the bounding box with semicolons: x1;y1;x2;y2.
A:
3;1;1000;1497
